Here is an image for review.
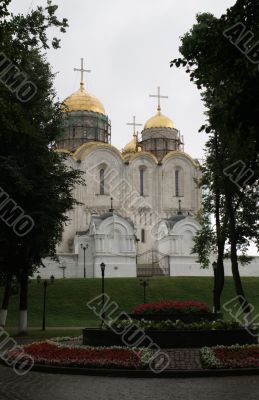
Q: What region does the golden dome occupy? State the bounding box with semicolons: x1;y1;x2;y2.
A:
144;110;174;130
122;134;139;155
63;84;106;115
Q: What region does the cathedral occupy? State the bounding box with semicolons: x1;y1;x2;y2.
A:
39;59;205;279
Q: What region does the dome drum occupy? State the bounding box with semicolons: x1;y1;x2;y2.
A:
139;137;183;161
138;105;184;160
141;126;179;142
139;127;183;161
57;110;111;152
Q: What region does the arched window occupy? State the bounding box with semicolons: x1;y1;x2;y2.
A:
140;168;145;196
141;229;145;243
175;170;180;197
100;169;105;195
175;168;184;197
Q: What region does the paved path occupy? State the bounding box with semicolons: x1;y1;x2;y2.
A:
162;349;202;370
1;364;259;400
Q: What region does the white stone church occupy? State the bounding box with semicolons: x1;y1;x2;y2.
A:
37;61;259;279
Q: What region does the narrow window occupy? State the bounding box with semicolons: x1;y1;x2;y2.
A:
141;229;145;243
140;169;144;196
175;170;179;197
100;169;105;195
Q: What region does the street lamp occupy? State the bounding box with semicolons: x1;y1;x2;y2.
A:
41;277;55;331
100;262;106;326
135;237;140;273
81;243;89;278
212;261;218;314
139;277;150;304
42;280;48;331
59;259;67;279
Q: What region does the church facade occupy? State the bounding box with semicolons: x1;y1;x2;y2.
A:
38;62;205;279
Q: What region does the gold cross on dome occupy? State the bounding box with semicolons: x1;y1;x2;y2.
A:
127;116;142;136
74;58;91;90
149;86;168;112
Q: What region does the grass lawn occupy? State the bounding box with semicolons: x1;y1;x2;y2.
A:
1;277;259;333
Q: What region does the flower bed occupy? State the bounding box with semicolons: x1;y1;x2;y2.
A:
132;300;211;315
201;345;259;369
9;341;151;370
129;300;217;322
113;319;241;331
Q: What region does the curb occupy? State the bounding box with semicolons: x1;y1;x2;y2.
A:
6;361;259;378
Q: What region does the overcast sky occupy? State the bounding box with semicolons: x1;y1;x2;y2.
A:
11;0;236;158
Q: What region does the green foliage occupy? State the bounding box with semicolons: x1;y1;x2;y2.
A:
0;1;82;282
111;319;241;331
171;0;259;277
200;347;222;369
1;277;259;327
192;208;216;268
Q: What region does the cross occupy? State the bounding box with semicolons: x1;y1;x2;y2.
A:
127;116;142;136
74;58;91;89
149;86;168;112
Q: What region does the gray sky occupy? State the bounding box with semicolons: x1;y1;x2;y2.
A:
11;0;236;158
9;1;258;255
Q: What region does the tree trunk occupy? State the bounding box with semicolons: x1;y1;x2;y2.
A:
0;274;12;327
215;245;225;312
18;268;28;335
227;195;251;323
214;189;225;312
214;133;225;312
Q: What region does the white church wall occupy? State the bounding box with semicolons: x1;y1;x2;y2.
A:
35;255;79;279
82;148;124;209
169;255;259;277
94;255;136;278
161;154;201;213
33;254;259;279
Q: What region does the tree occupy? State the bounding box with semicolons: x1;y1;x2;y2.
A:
172;1;259;318
0;1;82;332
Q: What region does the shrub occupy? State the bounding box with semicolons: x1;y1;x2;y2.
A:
112;319;240;331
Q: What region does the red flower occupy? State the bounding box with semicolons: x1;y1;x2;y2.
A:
213;346;259;369
10;342;146;369
132;300;210;315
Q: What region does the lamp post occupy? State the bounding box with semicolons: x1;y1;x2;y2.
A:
42;280;48;331
135;237;140;274
100;262;106;326
139;278;149;304
81;243;88;278
42;277;55;331
59;259;66;279
212;261;218;314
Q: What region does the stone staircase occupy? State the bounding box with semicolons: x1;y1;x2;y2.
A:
137;262;166;277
